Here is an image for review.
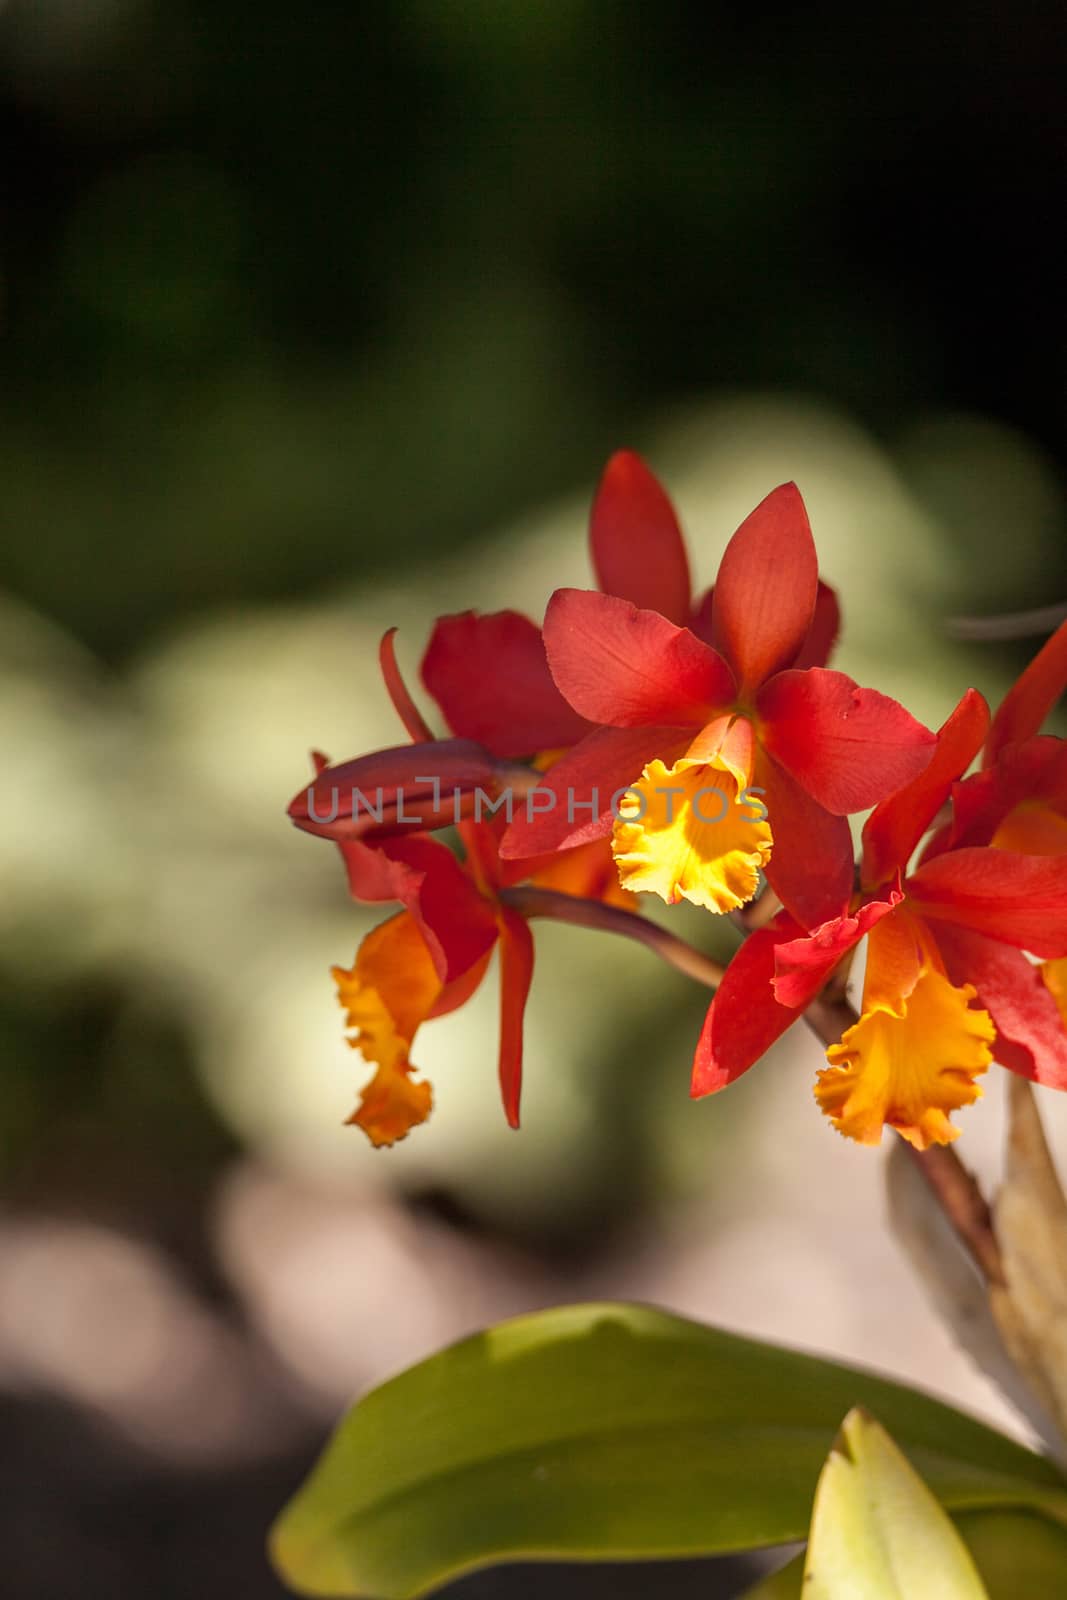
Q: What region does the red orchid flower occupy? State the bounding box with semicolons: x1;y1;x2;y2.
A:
695;678;1067;1149
289;633;632;1146
500;474;935;928
416;450;840;762
331;811;632;1147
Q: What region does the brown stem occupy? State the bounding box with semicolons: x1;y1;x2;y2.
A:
498;886;725;990
906;1146;1006;1285
504;886;1005;1284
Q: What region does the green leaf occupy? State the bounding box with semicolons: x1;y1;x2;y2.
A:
802;1407;988;1597
742;1511;1067;1599
955;1508;1067;1593
270;1301;1067;1599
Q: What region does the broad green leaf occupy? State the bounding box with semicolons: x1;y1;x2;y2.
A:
954;1508;1067;1592
802;1408;988;1597
742;1510;1067;1599
270;1302;1067;1599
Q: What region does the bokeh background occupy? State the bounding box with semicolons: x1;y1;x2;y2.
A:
3;3;1067;1596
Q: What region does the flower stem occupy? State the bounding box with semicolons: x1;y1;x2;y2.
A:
498;886;725;989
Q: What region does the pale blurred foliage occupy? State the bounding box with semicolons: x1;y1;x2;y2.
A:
3;393;1067;1458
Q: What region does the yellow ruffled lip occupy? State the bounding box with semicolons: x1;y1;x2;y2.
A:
815;963;994;1149
1042;957;1067;1027
333;910;441;1147
611;753;772;914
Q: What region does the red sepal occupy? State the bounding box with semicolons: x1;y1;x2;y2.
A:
589;451;692;625
909;848;1067;957
710;483;818;693
792;581;841;670
985;614;1067;767
379;628;434;743
861;688;989;888
421;610;589;758
934;923;1067;1090
288;739;497;843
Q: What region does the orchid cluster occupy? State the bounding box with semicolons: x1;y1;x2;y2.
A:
287;453;1067;1151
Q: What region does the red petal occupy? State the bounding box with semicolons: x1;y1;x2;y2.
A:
757;752;855;929
420;610;590;759
497;909;535;1128
691;910;806;1096
500;723;691;857
791;580;841;670
332;835;425;903
335;834;498;982
773;890;901;1008
759;668;935;814
590;450;692;625
379;628;435;743
428;949;492;1021
544;588;734;727
710;483;818;692
909;848;1067;956
985;615;1067;766
934;923;1067;1089
400;839;500;981
861;689;989;887
288;739;498;843
949;735;1067;850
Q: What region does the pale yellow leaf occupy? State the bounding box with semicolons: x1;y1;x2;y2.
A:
802;1407;990;1599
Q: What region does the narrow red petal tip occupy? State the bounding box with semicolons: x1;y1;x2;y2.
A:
710;483;819;691
986;614;1067;765
497;909;534;1131
380;627;435;743
590;451;692;625
861;688;989;886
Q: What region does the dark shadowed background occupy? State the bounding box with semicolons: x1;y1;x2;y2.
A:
2;3;1066;1597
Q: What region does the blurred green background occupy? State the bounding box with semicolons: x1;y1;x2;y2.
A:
2;2;1066;1597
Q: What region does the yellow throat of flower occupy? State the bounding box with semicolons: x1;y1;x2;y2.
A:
612;753;772;914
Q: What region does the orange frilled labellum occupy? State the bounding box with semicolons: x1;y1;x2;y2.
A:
332;910;441;1147
815;964;993;1149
